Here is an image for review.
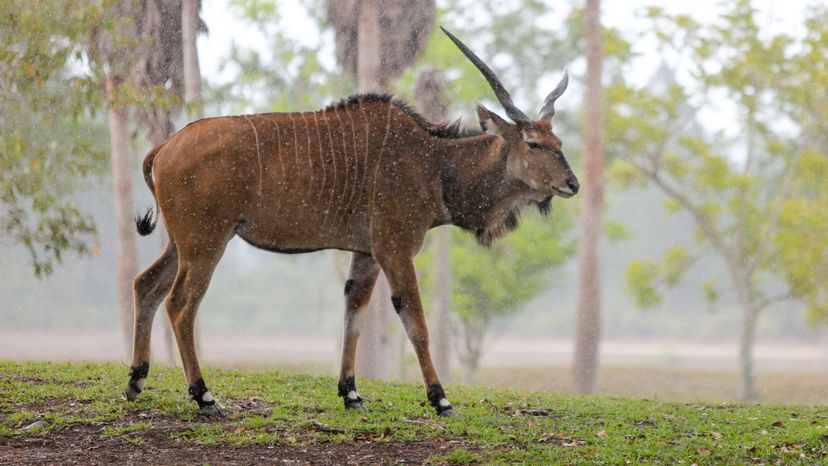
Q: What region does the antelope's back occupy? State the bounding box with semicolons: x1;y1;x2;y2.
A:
154;97;442;253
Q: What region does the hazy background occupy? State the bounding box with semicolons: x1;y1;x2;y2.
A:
2;0;827;404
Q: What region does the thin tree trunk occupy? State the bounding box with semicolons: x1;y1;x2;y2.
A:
353;0;394;380
573;0;604;395
176;0;203;366
732;266;759;402
431;227;453;382
355;274;393;380
739;301;759;402
106;76;139;359
182;0;202;120
414;69;453;383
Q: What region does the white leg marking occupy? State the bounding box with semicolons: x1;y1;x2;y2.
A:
370;104;394;217
312;112;326;203
135;378;146;390
347;390;359;400
243;115;263;197
202;391;214;403
439;398;450;407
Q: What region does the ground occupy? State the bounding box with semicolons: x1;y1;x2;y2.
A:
2;361;827;464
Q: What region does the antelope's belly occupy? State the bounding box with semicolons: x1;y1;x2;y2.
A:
235;193;373;254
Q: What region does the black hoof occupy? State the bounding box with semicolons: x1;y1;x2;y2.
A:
344;399;366;411
124;384;141;402
438;408;459;418
198;404;222;417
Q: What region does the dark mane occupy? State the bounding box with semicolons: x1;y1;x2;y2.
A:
325;93;481;140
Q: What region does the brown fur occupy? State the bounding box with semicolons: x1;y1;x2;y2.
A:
129;93;578;414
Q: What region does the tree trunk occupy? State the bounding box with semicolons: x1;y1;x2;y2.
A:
414;69;453;383
106;76;139;359
355;274;393;380
572;0;604;395
352;0;394;381
732;266;759;402
430;227;454;383
174;0;203;366
738;301;759;402
181;0;202;120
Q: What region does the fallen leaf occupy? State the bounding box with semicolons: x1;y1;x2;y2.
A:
596;430;608;438
711;431;723;440
698;448;711;457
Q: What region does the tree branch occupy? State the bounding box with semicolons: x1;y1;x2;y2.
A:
628;159;732;262
756;292;800;312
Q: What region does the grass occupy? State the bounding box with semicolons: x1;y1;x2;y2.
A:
1;360;827;464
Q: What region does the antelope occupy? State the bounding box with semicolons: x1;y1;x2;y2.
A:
125;28;578;417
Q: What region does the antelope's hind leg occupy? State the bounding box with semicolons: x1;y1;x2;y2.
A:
165;233;231;416
126;238;178;401
338;252;380;411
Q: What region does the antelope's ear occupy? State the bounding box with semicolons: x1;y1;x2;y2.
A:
477;104;510;135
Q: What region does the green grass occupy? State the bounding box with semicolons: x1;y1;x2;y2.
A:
1;360;827;464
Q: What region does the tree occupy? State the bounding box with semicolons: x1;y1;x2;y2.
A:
325;0;435;380
90;1;147;355
0;0;108;277
414;68;453;382
418;211;575;384
90;0;189;357
612;1;828;401
573;0;605;395
182;0;203;120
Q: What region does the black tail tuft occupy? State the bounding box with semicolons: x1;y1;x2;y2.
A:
135;207;156;236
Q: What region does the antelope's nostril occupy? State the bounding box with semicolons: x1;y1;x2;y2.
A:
567;178;580;194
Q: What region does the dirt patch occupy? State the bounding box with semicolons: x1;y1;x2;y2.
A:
1;413;477;465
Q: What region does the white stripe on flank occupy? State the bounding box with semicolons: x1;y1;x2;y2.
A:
333;101;364;232
291;114;299;184
312;112;326;204
322;110;338;231
300;112;314;200
361;103;370;204
371;104;394;216
329;109;349;234
243;115;263;197
275;119;287;188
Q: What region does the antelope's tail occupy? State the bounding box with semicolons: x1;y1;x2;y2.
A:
135;143;164;236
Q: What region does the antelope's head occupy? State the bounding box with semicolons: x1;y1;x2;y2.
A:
442;28;580;200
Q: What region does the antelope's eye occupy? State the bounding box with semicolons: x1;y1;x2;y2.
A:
526;141;541;150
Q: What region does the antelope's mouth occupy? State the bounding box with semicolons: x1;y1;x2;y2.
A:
552;186;576;198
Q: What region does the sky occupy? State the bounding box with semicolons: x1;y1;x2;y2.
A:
194;0;815;162
197;0;814;88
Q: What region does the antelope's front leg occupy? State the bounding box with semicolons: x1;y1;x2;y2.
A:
377;253;457;417
338;252;380;410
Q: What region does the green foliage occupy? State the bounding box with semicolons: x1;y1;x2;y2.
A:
625;246;692;310
603;220;633;243
625;260;661;309
0;0;108;276
420;209;574;329
4;361;828;464
613;2;828;323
